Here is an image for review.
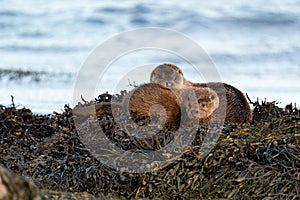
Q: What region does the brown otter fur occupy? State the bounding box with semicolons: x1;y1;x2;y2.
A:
150;63;252;124
124;83;181;129
73;83;181;129
177;87;219;121
150;64;193;89
73;83;218;129
195;82;252;124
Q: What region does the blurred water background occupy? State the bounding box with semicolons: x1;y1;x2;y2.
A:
0;0;299;113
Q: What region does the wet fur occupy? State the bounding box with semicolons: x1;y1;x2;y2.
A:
176;87;219;120
73;83;181;129
150;63;252;124
73;83;218;129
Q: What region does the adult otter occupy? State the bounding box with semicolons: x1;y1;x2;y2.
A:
150;63;193;89
73;83;219;129
73;83;180;129
150;63;252;124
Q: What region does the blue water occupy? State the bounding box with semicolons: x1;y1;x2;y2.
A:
0;0;299;113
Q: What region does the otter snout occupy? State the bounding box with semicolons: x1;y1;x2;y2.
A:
166;82;173;87
190;109;199;117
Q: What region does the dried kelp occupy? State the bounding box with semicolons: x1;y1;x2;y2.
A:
0;94;299;199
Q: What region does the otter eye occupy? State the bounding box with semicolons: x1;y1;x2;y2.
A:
187;97;191;107
211;95;215;100
166;82;173;87
198;99;204;104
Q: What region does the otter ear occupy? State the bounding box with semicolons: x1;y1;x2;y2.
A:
150;72;155;81
186;95;192;108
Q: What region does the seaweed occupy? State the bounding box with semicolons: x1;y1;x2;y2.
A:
0;94;299;199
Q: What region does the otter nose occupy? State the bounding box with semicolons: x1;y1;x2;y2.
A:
166;82;173;87
190;109;199;116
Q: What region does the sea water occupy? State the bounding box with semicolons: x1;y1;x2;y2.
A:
0;0;299;113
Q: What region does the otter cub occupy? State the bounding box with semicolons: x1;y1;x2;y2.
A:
177;87;219;121
150;63;252;124
73;83;218;129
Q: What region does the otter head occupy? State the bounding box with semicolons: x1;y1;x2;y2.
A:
184;87;219;119
150;63;184;90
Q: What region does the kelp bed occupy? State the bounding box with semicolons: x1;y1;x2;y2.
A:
0;95;299;199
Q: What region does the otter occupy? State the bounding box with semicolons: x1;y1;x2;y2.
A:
73;83;219;129
150;63;193;89
0;177;7;200
150;63;252;124
196;82;252;124
73;83;180;129
124;83;181;129
177;87;219;121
